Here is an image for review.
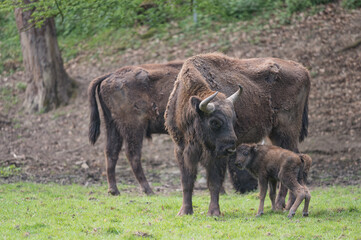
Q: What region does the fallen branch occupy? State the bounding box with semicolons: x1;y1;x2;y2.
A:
55;143;88;155
337;38;361;53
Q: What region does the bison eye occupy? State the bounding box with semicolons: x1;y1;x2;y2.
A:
243;151;249;156
209;119;222;130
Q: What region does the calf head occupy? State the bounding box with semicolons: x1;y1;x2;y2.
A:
235;144;257;169
189;86;243;158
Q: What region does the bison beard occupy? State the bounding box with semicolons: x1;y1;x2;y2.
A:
165;53;310;216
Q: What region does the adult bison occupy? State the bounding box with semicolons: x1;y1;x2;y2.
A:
88;61;183;195
88;60;258;196
165;53;310;216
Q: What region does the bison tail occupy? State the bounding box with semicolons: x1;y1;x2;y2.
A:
299;98;308;142
88;73;111;145
299;154;312;183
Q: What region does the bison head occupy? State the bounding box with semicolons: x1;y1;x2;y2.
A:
189;86;243;158
235;144;257;169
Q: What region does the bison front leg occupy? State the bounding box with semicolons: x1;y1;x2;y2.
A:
124;128;154;195
256;177;268;217
206;160;227;216
177;146;197;216
105;122;123;196
269;179;278;211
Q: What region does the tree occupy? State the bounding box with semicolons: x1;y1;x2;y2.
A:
14;0;75;113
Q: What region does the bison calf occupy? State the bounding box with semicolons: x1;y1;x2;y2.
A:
235;144;312;218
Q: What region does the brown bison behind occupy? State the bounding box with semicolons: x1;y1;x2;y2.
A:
165;53;310;216
88;61;183;195
235;144;312;218
88;60;258;196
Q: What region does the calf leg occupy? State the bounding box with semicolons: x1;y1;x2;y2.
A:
269;129;300;209
288;186;306;218
275;183;287;210
177;146;197;216
105;122;123;196
302;186;311;217
256;177;268;217
206;161;227;216
285;191;296;210
124;128;154;195
269;179;278;211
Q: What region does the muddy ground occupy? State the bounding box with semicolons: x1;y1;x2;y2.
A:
1;3;360;194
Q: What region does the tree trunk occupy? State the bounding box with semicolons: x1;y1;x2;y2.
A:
15;2;75;113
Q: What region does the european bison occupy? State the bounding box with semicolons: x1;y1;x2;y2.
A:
235;144;312;218
165;53;310;216
88;61;183;195
88;60;258;196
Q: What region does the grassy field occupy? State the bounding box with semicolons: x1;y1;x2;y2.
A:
0;183;360;239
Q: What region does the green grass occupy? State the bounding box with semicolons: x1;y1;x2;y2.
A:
0;86;19;114
0;183;360;239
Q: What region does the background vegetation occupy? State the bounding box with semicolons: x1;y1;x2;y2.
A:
1;1;360;239
1;0;359;74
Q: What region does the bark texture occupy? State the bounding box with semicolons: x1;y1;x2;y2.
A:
15;2;74;112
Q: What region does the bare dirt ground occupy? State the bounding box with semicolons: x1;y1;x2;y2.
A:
1;3;360;194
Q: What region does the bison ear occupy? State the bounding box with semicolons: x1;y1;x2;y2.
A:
190;96;202;114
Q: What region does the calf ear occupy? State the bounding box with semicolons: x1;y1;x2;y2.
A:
190;96;202;114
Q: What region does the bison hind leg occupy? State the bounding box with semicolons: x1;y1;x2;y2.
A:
105;121;123;196
123;127;154;195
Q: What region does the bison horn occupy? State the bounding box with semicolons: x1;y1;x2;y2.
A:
199;91;218;113
227;85;243;104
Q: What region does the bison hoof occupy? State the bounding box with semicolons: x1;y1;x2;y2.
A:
143;188;155;196
207;209;221;217
275;204;284;211
220;186;227;195
177;206;193;216
108;188;120;196
287;211;295;219
256;212;264;217
302;212;309;217
275;201;285;209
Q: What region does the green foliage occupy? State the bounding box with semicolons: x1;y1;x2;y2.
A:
342;0;361;9
286;0;312;13
16;82;27;92
0;165;21;178
196;0;276;21
0;86;19;113
0;0;356;75
0;183;360;239
0;12;21;74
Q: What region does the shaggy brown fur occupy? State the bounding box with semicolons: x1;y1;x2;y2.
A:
165;53;310;216
88;60;258;196
88;61;183;195
277;153;312;211
235;144;312;218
